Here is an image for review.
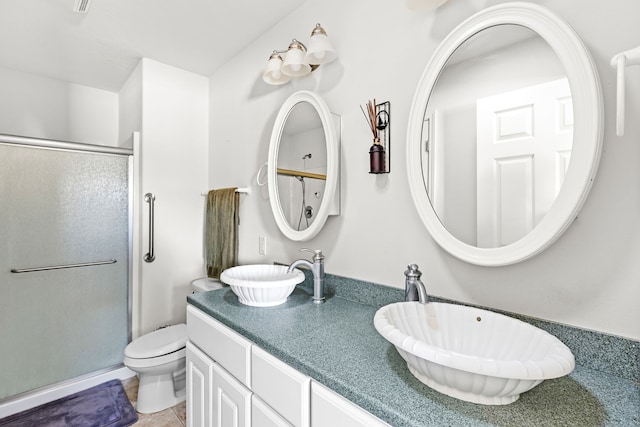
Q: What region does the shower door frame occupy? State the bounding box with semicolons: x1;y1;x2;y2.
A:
0;133;135;417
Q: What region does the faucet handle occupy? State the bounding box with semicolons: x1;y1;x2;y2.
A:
300;248;324;260
404;264;422;279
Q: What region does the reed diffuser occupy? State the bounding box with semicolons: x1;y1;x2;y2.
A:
361;99;386;174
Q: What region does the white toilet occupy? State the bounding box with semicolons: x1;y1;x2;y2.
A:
123;277;224;413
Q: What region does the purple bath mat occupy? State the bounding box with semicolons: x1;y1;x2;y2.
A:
0;379;138;427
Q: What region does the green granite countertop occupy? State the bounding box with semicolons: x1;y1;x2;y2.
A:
187;279;639;427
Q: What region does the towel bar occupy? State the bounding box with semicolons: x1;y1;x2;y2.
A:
11;259;117;273
201;187;251;196
611;46;640;136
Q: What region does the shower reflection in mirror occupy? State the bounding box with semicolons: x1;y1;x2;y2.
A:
276;101;328;231
268;90;340;241
294;153;314;230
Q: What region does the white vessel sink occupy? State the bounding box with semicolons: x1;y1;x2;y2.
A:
374;302;575;405
220;264;305;307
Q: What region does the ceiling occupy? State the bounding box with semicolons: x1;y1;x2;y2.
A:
0;0;305;92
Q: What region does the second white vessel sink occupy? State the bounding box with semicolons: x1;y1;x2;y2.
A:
374;302;575;405
220;264;305;307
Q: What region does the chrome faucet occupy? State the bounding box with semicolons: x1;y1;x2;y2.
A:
288;249;325;304
404;264;428;304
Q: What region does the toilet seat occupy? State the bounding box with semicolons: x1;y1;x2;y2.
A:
123;347;186;369
125;324;187;359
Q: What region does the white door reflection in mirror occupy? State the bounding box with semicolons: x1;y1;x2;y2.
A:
406;3;603;266
476;78;573;247
422;24;568;248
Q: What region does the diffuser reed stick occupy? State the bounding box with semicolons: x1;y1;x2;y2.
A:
360;99;379;141
362;98;386;174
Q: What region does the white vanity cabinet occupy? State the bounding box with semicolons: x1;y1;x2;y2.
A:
186;305;388;427
186;342;213;427
187;306;253;427
186;341;252;427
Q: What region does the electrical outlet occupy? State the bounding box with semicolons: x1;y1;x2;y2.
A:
259;236;267;255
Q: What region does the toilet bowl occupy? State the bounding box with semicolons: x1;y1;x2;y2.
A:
123;277;224;413
123;324;187;414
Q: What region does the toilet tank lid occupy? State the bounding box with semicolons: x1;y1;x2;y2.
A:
125;324;187;359
191;277;224;293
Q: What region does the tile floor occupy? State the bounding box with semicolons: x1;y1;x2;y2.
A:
121;376;186;427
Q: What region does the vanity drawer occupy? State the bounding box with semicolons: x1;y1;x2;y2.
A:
252;346;310;427
187;305;252;387
311;382;390;427
252;395;293;427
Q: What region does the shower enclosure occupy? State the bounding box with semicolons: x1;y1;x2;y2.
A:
0;134;132;402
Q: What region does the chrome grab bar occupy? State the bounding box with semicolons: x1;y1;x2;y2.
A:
11;259;117;273
144;192;156;263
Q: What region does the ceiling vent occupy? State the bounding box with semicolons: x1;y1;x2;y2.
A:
73;0;91;13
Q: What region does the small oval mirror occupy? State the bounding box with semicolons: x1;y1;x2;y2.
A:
268;91;340;241
406;3;603;266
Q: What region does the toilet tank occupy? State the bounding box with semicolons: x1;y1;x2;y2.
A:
191;277;224;293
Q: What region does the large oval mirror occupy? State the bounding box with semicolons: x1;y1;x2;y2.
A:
407;3;603;266
268;91;340;241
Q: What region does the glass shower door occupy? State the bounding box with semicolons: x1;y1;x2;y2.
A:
0;141;130;400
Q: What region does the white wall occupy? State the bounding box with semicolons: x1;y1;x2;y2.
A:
118;64;143;148
122;59;210;336
209;0;640;340
0;66;118;145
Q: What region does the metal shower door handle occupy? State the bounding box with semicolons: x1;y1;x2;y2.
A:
11;259;117;273
144;193;156;263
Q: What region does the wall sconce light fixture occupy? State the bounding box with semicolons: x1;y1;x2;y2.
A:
263;23;337;85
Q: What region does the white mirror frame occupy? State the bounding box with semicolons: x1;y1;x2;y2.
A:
406;2;603;266
268;90;340;241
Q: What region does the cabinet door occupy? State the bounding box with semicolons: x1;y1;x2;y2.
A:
186;342;214;427
252;395;293;427
311;382;390;427
213;363;252;427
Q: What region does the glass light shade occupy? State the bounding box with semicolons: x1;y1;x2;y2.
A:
281;41;312;77
263;53;291;85
304;33;337;65
304;25;337;65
